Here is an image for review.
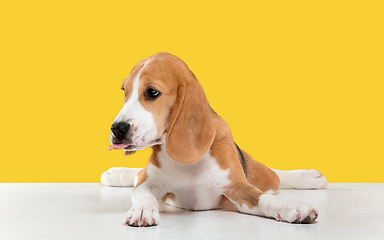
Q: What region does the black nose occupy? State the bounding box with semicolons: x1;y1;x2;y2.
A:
111;122;130;139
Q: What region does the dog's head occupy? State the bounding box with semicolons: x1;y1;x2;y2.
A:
109;53;216;164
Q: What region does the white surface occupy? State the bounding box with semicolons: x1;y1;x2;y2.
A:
0;183;383;239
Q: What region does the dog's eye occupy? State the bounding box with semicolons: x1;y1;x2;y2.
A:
145;88;161;100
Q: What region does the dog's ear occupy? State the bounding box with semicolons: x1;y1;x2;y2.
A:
166;71;216;164
123;150;136;156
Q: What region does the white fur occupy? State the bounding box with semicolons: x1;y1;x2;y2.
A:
126;182;160;226
101;167;142;187
271;169;328;189
124;143;232;226
145;143;231;211
111;61;158;151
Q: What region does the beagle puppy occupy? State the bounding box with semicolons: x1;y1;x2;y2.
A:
102;52;327;227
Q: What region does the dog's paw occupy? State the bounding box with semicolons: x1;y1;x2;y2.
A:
296;169;327;190
258;194;318;224
275;202;318;224
101;167;142;187
126;206;160;227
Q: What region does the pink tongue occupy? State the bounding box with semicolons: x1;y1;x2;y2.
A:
108;144;129;151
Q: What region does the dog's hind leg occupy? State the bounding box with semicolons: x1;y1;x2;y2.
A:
101;167;143;187
240;150;280;194
271;169;327;190
223;182;319;224
240;149;327;190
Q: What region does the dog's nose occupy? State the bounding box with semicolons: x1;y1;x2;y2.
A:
111;122;130;139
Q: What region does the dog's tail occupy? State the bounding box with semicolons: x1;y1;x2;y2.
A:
101;167;143;187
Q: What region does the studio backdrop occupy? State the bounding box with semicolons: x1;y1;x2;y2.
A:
1;1;383;183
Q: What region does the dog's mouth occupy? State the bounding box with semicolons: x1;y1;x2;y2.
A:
108;133;166;152
108;144;132;151
107;142;156;151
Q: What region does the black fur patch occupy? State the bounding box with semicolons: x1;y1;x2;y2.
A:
209;106;218;115
190;70;197;78
235;142;248;179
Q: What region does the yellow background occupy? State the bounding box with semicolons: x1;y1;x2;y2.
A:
1;1;383;183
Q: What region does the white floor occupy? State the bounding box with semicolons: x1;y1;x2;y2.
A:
0;183;383;240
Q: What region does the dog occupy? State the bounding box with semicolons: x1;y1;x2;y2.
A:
101;52;327;227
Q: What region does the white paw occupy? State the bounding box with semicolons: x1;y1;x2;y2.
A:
297;169;328;190
126;206;160;227
100;167;142;187
275;202;318;224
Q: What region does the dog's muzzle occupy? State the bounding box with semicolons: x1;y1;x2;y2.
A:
111;121;130;140
109;121;133;151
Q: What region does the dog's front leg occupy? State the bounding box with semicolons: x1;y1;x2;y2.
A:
223;182;318;224
126;183;160;227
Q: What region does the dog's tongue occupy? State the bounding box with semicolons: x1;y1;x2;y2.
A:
108;144;129;151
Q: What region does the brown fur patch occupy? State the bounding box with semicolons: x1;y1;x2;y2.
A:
161;192;176;202
121;60;148;103
218;195;234;209
148;145;161;168
209;113;279;209
164;56;216;164
210;114;248;183
138;56;179;137
242;150;280;193
223;182;263;209
123;150;136;156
